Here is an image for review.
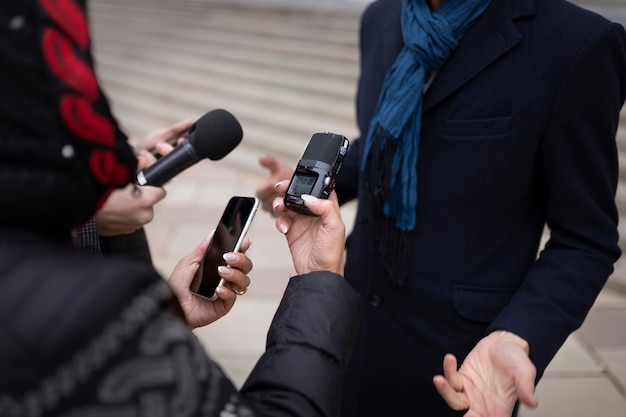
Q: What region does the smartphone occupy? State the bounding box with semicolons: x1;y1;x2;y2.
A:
190;196;259;300
284;132;349;215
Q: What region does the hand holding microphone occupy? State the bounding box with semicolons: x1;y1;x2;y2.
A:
136;109;243;187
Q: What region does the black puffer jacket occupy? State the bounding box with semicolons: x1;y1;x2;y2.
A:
0;230;363;416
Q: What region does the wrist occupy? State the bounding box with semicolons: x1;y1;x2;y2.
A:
490;330;530;355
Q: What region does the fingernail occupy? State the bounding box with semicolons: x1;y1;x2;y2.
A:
215;286;227;295
218;265;231;275
273;199;281;210
223;253;237;263
301;194;318;203
278;223;288;234
275;182;282;189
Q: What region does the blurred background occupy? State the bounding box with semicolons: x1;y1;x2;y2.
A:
89;1;626;415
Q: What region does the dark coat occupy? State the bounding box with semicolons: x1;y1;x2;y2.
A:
0;231;363;416
334;0;626;415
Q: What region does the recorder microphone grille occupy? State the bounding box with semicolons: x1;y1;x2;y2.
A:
302;132;346;165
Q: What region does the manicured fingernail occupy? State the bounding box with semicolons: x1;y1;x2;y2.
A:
301;194;318;203
223;253;237;263
275;182;282;189
278;223;288;234
218;265;231;275
273;199;281;210
216;286;227;295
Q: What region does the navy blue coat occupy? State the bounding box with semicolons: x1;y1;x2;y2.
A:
334;0;626;415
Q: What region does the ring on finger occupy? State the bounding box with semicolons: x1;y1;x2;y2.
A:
232;287;247;296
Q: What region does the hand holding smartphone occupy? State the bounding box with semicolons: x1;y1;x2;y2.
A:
190;196;259;300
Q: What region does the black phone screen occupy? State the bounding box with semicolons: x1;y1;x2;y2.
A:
190;196;258;300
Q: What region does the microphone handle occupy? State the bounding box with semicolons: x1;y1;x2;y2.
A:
136;141;200;187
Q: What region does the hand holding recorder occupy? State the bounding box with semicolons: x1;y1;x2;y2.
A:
273;181;346;277
284;132;349;216
256;132;349;217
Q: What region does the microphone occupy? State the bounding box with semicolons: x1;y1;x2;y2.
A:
136;109;243;187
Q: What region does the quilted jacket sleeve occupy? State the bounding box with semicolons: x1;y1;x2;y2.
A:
241;272;363;417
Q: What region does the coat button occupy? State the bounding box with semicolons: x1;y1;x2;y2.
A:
9;15;26;31
370;293;382;307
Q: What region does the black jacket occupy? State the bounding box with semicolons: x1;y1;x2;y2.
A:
334;0;626;416
0;0;136;236
0;230;363;416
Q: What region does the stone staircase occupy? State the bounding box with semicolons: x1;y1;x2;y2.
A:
90;0;361;171
89;0;626;290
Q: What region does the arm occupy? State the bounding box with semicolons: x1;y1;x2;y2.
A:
241;182;363;416
92;182;165;263
488;22;626;375
75;175;164;262
434;22;626;417
93;119;192;237
73;189;160;263
11;265;250;416
14;186;360;417
74;120;191;260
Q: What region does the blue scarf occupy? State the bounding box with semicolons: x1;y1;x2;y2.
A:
362;0;492;232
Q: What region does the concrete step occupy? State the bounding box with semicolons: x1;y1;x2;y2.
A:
90;0;360;169
94;42;357;104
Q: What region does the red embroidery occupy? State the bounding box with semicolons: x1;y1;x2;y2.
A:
42;28;98;102
39;0;89;49
39;0;133;189
90;150;131;186
96;188;115;210
60;95;115;147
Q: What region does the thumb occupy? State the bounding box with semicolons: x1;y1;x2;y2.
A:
191;233;213;262
515;364;538;409
300;193;343;228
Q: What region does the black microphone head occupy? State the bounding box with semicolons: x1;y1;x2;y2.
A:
187;109;243;160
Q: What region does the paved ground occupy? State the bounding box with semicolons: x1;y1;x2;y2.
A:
90;1;626;415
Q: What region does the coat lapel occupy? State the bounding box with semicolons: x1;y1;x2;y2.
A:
423;0;535;111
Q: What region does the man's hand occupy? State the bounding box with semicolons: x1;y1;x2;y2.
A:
433;330;538;417
256;154;293;215
168;234;253;328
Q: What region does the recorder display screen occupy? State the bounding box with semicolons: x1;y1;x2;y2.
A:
287;172;318;195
